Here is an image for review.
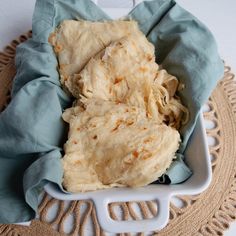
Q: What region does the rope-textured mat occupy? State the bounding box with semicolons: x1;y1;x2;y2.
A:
0;32;236;236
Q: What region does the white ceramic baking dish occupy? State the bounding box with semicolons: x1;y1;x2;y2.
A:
44;0;212;233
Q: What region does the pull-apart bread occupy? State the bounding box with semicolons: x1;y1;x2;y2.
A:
49;20;188;192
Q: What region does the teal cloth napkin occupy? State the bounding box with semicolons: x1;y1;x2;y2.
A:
0;0;223;223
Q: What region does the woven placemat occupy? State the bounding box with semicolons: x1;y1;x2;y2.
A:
0;33;236;236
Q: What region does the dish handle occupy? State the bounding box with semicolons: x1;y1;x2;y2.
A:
92;194;170;233
92;0;142;7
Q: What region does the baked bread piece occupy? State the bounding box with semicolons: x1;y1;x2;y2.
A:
49;20;142;94
62;99;180;193
74;35;187;129
73;34;156;100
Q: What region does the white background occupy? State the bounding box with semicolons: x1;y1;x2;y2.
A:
0;0;236;235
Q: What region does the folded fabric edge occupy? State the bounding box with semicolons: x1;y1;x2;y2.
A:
23;150;63;214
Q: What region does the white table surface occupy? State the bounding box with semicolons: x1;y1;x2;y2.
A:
0;0;236;235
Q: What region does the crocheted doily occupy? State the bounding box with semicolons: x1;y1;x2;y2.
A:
0;32;236;236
